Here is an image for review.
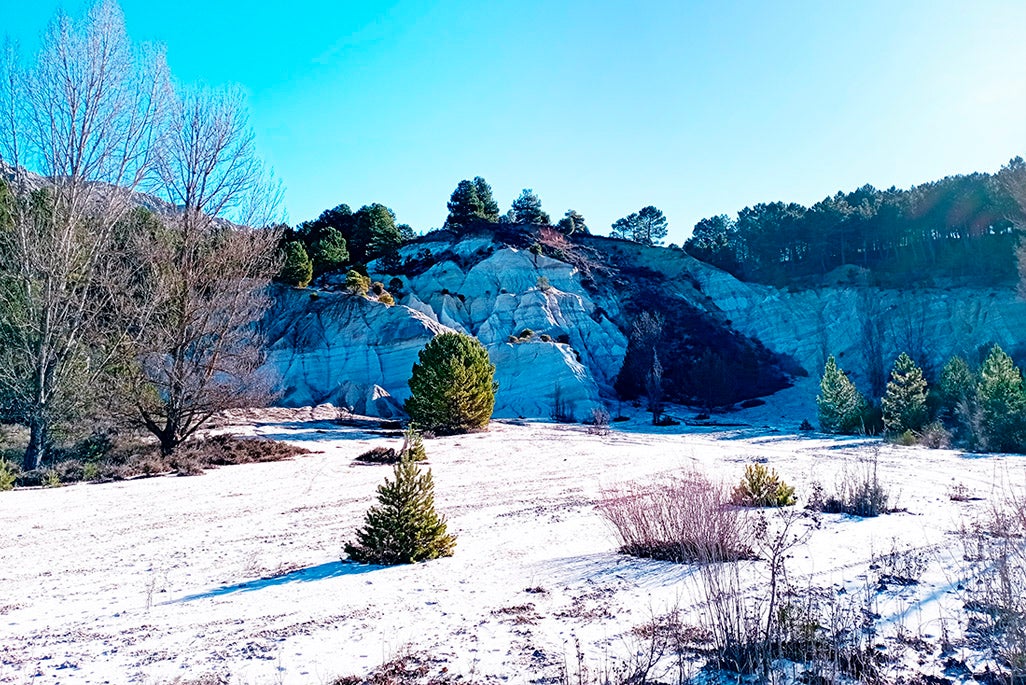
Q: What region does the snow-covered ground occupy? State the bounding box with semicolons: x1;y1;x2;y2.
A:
1;395;1024;684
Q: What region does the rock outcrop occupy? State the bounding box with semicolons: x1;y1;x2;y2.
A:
260;228;1026;419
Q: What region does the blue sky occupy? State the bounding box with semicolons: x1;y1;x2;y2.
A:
4;0;1026;243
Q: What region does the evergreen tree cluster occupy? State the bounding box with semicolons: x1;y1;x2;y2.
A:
685;157;1026;286
445;178;591;235
445;176;500;231
816;346;1026;453
277;202;414;286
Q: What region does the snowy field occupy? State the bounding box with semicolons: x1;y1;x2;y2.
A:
1;391;1024;684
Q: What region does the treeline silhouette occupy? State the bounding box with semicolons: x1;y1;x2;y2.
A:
684;158;1024;286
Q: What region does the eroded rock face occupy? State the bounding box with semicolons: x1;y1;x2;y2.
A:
261;229;1026;420
261;241;621;420
691;262;1026;386
261;287;452;409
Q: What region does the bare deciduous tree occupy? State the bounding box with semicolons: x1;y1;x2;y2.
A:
130;85;282;455
0;1;169;470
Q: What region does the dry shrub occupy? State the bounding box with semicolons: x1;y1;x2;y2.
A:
331;650;456;685
13;434;309;486
354;446;399;464
177;434;308;466
813;456;891;517
960;479;1026;679
598;472;754;563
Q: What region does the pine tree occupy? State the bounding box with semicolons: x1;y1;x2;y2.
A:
636;205;668;245
557;209;587;235
977;345;1026;453
939;356;978;444
610;206;668;245
817;356;868;434
473;176;500;222
278;241;313;287
406;332;497;434
445;180;484;231
343;452;456;565
510;188;550;226
311;226;349;274
881;353;929;435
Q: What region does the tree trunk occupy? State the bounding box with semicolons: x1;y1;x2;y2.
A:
24;416;48;471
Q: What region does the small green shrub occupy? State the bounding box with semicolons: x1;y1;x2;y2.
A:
370;281;385;295
399;427;426;462
730;463;796;507
377;291;394;306
539;334;552;342
518;328;534;339
42;469;61;488
895;430;917;446
0;459;17;491
344;270;370;296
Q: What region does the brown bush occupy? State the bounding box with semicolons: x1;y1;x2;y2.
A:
11;434;309;487
598;472;755;563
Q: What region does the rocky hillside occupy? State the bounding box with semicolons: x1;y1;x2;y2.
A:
259;227;1026;419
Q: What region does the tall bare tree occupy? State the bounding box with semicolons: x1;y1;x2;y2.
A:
0;1;169;470
131;85;282;455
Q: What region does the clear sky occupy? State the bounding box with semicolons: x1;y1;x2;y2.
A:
4;0;1026;243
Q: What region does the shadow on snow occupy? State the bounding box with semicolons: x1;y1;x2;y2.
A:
169;560;380;603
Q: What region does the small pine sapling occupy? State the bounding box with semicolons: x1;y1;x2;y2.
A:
731;463;796;507
343;448;455;565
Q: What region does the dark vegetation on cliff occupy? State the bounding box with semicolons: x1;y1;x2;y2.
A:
684;157;1025;288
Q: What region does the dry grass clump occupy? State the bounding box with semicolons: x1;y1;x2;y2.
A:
598;472;755;563
808;456;891;517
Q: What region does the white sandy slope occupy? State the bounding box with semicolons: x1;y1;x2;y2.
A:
1;400;1024;684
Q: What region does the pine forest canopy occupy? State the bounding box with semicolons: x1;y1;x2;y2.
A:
684;157;1026;287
